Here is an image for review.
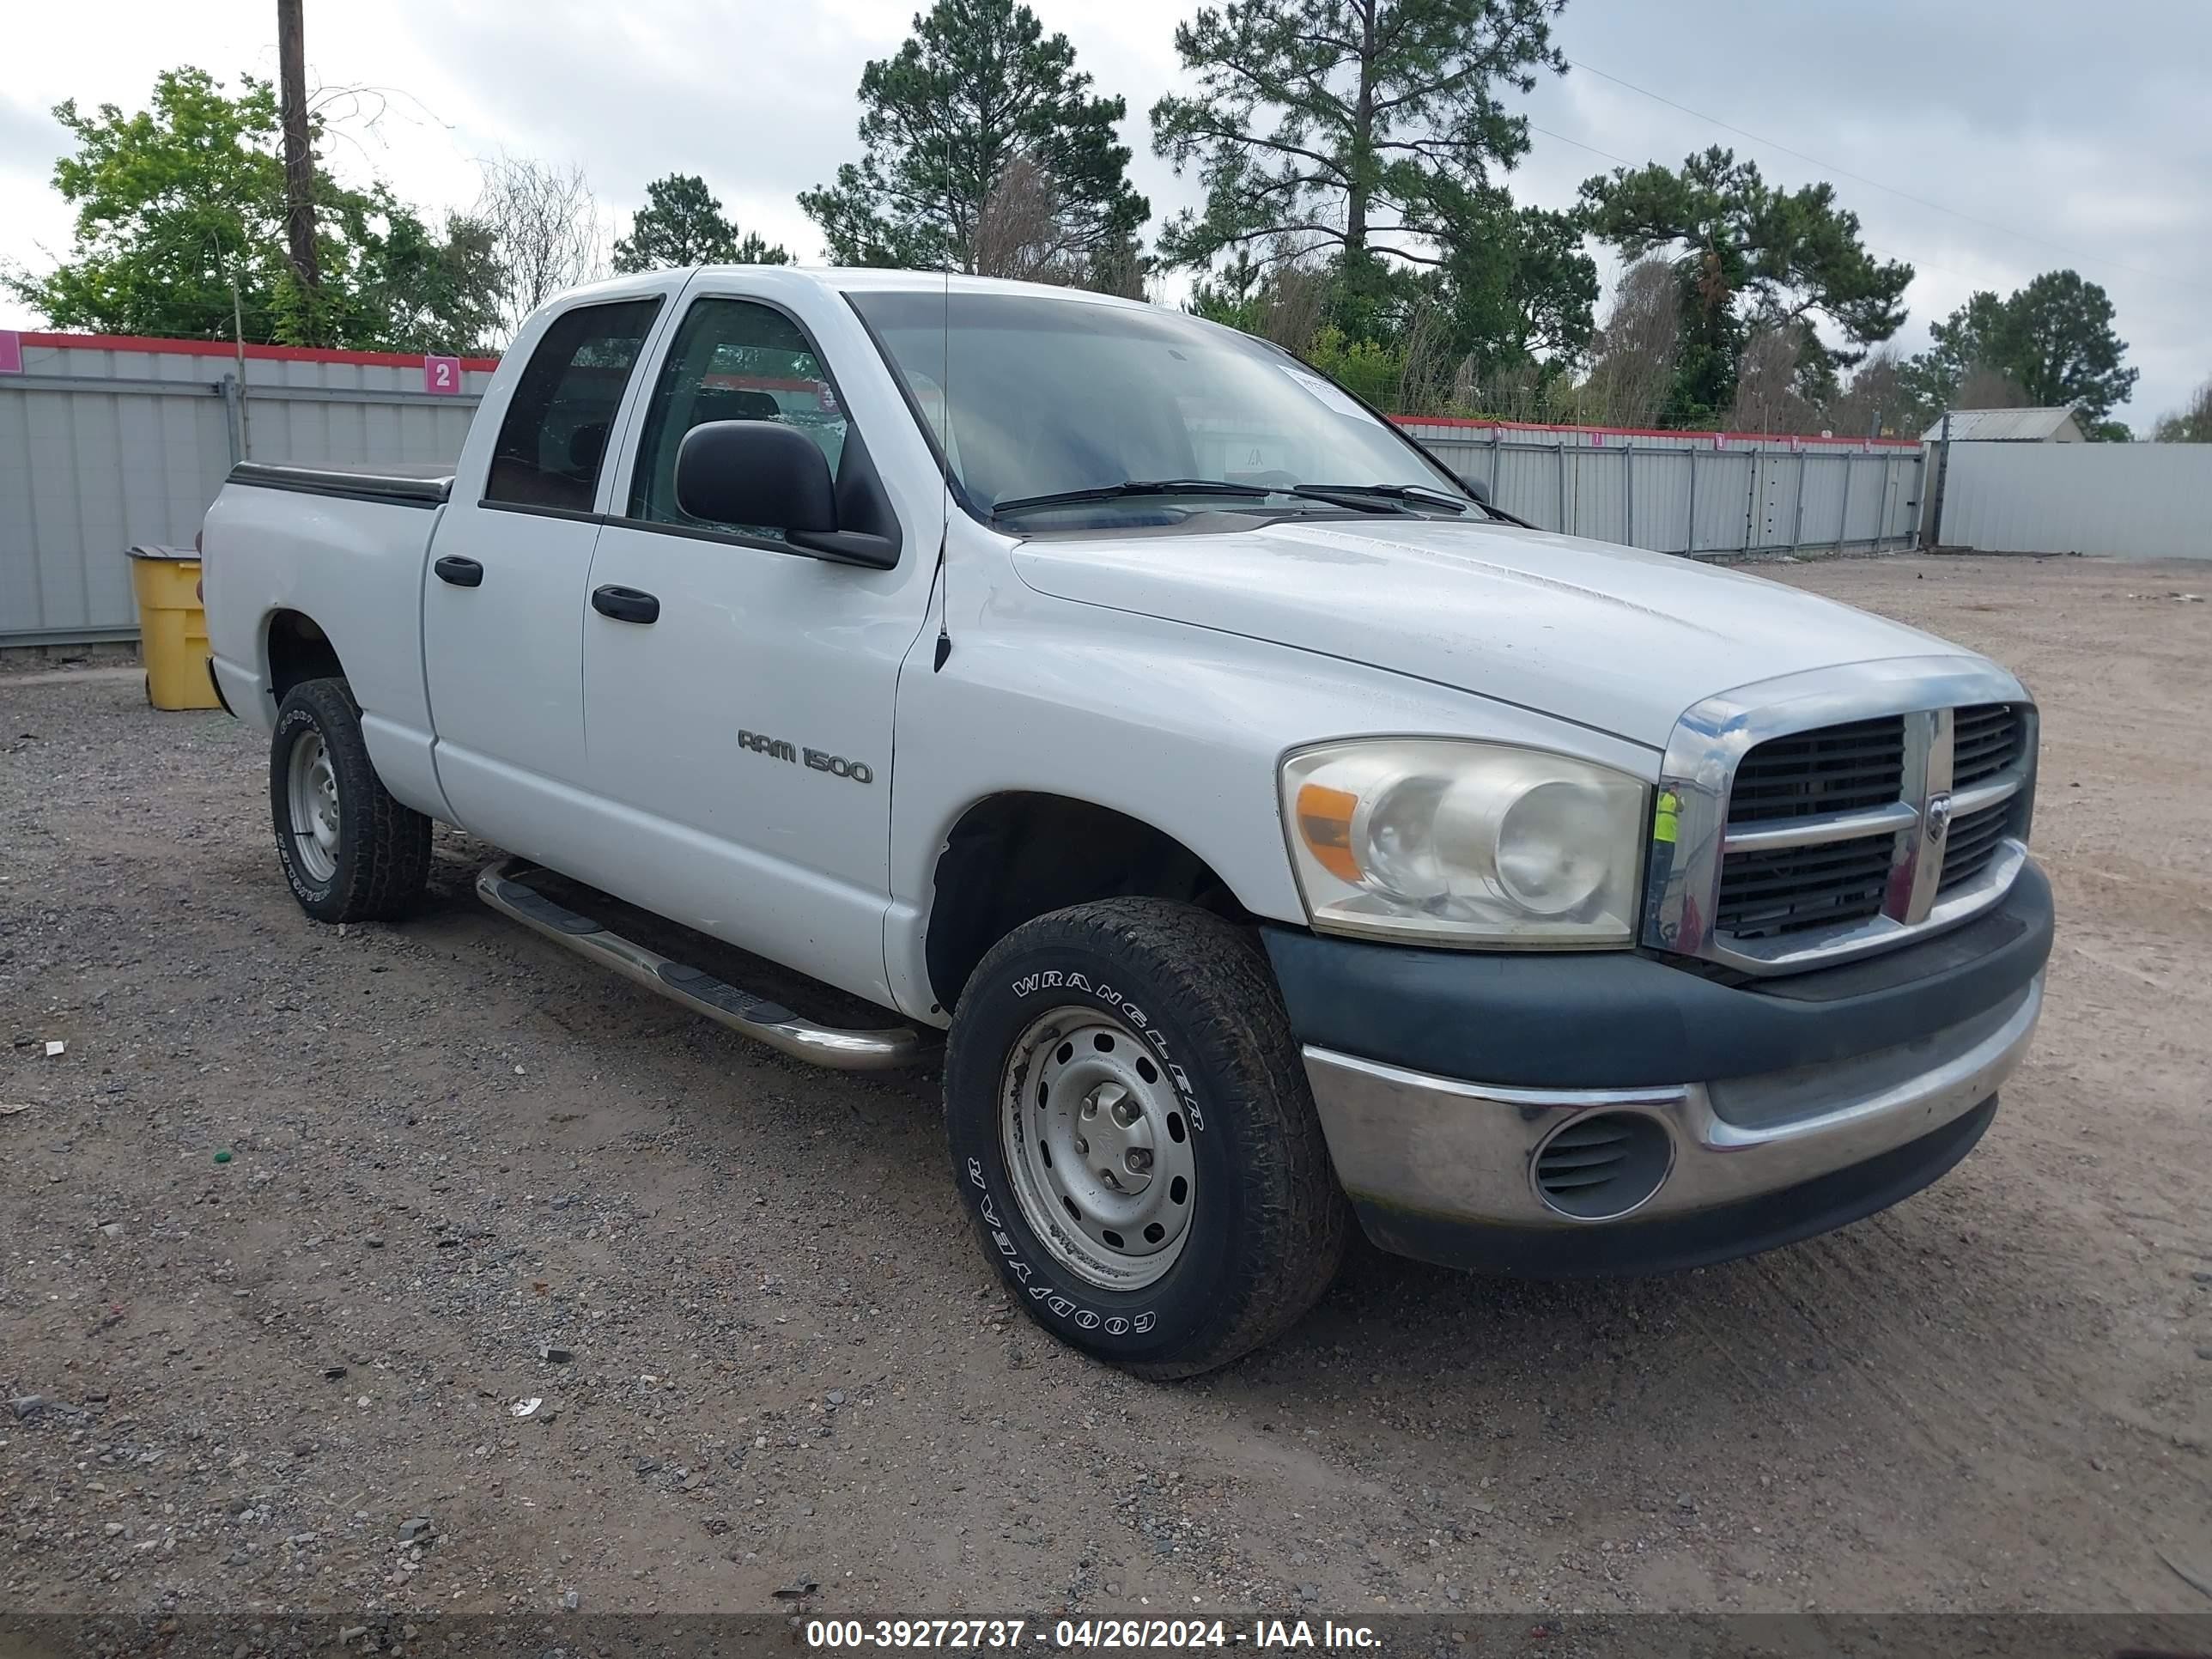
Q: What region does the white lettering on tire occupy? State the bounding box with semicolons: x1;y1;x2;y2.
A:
1005;970;1207;1129
967;1138;1167;1338
973;966;1222;1340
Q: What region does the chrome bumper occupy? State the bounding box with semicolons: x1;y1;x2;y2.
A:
1304;974;2042;1235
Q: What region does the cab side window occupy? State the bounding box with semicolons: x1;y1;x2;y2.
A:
485;298;663;512
627;299;849;540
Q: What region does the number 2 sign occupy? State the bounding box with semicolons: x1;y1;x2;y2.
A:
422;355;461;395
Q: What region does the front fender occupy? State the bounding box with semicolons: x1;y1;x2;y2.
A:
881;576;1657;1024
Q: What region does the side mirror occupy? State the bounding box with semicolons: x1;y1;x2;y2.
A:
676;420;836;533
1455;472;1492;507
673;421;897;568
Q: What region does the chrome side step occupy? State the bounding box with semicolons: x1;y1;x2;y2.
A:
475;859;929;1072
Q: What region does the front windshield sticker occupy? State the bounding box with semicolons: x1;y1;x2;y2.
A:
1281;366;1369;421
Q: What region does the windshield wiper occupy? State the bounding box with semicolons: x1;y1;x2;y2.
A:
991;479;1271;516
1289;483;1472;514
989;477;1486;524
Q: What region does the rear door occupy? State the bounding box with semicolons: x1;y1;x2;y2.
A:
422;294;667;848
578;282;936;1006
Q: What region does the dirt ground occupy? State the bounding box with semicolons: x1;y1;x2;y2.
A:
2;553;2208;1623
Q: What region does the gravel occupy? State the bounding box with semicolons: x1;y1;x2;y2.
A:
3;556;2209;1620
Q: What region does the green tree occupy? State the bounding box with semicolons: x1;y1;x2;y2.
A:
2153;377;2212;443
1186;210;1590;418
1904;288;2008;410
1190;247;1343;347
612;173;789;272
732;229;789;265
799;0;1146;276
1429;191;1595;374
1898;289;2044;428
4;66;500;352
338;208;504;356
4;68;291;340
1150;0;1565;276
1305;325;1406;407
2000;270;2136;427
1187;251;1272;335
1576;146;1913;423
1903;271;2138;435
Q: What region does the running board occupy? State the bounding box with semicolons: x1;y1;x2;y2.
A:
475;859;929;1072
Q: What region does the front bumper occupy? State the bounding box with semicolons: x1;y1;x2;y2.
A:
1267;860;2053;1277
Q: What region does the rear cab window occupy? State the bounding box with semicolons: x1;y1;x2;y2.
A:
484;298;664;513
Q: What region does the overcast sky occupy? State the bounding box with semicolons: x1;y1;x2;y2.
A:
3;0;2205;427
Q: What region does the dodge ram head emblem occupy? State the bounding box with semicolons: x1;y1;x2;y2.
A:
1924;792;1954;842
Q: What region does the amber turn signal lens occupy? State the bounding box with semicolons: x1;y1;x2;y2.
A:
1295;782;1362;883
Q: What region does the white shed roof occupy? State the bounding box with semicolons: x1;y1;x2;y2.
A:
1922;407;2083;442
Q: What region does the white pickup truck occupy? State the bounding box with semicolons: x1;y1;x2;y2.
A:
202;266;2051;1376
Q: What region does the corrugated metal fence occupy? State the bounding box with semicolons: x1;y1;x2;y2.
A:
1401;420;1926;558
1;331;1926;647
1935;439;2212;560
0;333;495;647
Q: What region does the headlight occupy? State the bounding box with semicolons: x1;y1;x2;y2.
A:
1281;740;1648;947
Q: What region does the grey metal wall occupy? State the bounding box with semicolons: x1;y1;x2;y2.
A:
0;337;492;647
1400;421;1927;558
1936;440;2212;560
2;336;1929;648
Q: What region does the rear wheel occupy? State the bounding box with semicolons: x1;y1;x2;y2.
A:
945;898;1350;1378
269;678;430;922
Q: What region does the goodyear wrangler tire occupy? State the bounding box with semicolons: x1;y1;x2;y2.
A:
944;898;1351;1378
270;678;431;924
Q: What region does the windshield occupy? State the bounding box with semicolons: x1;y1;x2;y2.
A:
847;289;1468;525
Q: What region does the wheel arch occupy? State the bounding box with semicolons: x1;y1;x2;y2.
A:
923;792;1259;1016
264;608;347;701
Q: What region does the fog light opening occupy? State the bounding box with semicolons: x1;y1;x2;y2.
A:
1532;1109;1674;1221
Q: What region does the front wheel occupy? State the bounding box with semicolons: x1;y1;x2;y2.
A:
944;898;1350;1377
269;678;431;923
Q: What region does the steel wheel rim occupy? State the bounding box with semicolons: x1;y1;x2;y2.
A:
999;1006;1198;1291
286;730;341;883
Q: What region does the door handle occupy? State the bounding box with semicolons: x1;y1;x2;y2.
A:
433;556;483;587
592;585;660;624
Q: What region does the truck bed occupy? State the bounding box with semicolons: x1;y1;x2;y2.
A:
228;459;455;507
202;455;459;773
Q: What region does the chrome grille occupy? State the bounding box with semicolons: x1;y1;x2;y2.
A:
1715;832;1897;939
1952;703;2026;789
1646;662;2039;976
1727;715;1908;823
1936;799;2013;892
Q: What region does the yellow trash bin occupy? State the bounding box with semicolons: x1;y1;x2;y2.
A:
126;544;221;710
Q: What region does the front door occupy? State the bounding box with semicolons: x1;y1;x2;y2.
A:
580;291;933;1006
422;295;665;852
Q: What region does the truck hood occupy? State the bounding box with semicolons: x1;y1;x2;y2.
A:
1010;517;1963;750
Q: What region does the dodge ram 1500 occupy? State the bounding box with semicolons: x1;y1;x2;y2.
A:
202;266;2051;1376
